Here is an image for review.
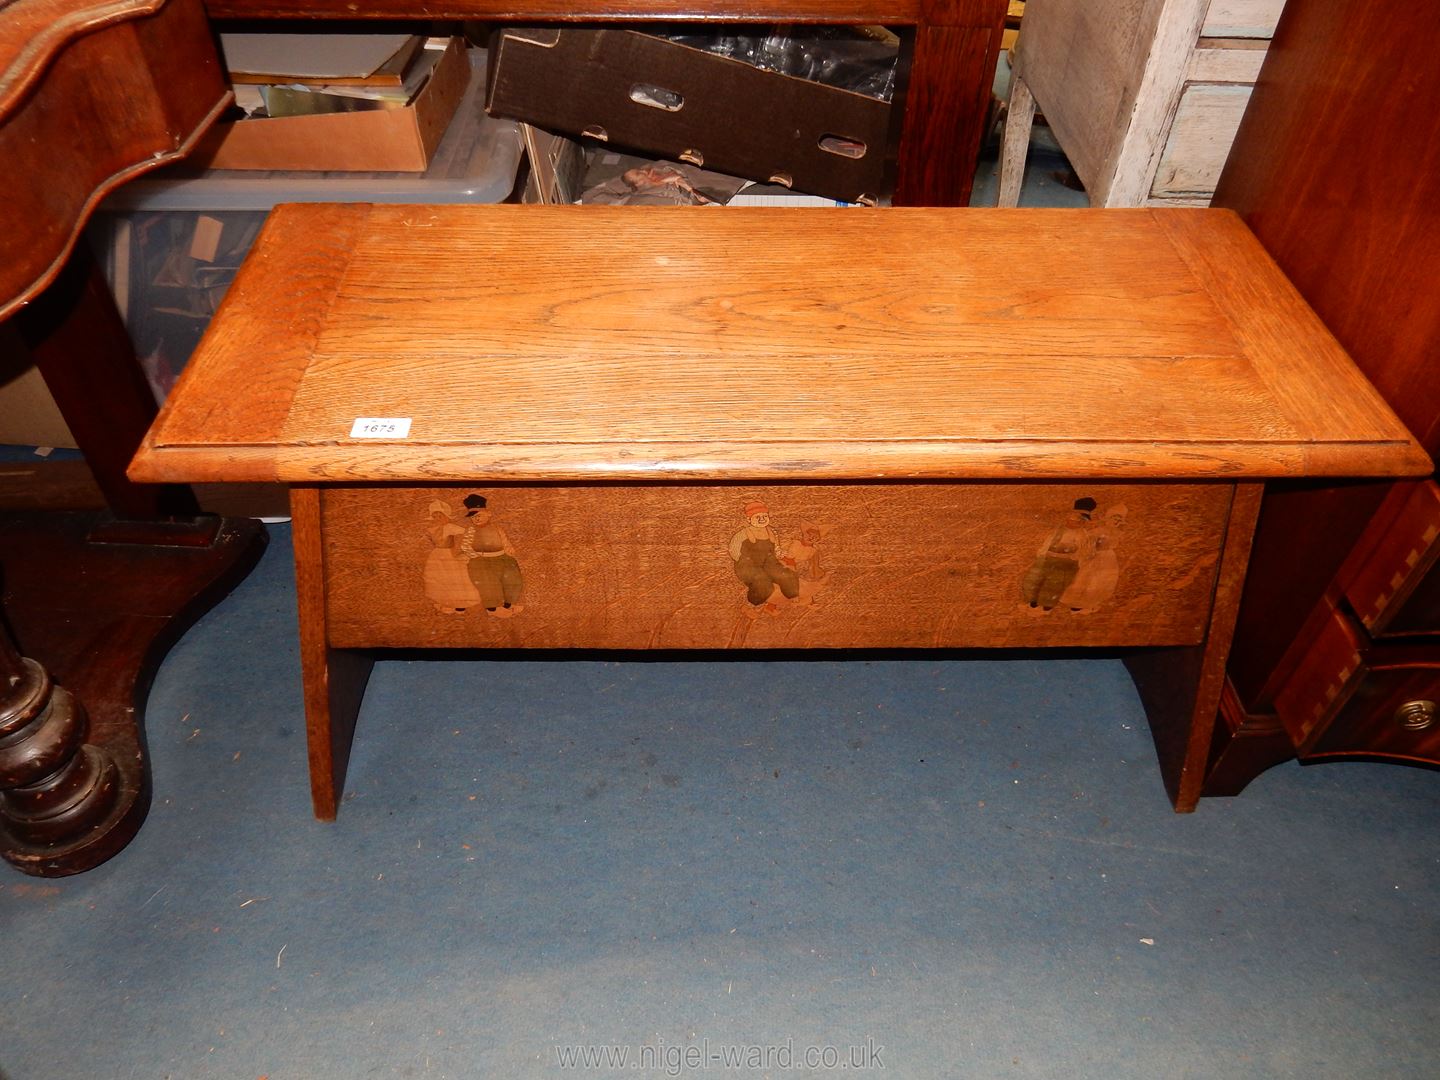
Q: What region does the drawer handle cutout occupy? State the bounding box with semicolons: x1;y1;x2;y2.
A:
630;84;684;111
819;134;867;159
1394;700;1436;731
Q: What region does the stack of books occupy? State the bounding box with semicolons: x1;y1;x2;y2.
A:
221;33;441;118
192;34;470;171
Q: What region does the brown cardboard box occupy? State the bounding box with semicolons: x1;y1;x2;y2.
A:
0;367;77;449
486;28;891;204
189;37;469;172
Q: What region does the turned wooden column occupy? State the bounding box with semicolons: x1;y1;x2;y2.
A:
0;621;121;862
0;0;265;876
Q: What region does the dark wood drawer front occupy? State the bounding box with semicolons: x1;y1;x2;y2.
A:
1305;660;1440;765
1344;480;1440;638
1276;598;1440;765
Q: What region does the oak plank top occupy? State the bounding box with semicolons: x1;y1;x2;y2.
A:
130;205;1430;484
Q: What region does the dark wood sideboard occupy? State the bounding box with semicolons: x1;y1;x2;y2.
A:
1204;0;1440;791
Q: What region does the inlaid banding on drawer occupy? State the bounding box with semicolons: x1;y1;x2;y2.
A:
320;483;1234;651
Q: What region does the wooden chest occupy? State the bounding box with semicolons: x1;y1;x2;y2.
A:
1000;0;1287;207
129;204;1427;817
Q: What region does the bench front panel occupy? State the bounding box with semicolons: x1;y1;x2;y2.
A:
320;482;1235;651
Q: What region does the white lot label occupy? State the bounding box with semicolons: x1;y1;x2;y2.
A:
350;417;412;439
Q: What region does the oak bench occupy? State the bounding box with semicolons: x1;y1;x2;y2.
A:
130;205;1429;815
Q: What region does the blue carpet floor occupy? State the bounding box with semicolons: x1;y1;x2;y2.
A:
2;522;1437;1080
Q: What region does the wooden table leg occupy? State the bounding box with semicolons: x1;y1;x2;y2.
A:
996;71;1035;206
1126;484;1265;811
893;3;1008;206
292;486;372;821
0;248;265;876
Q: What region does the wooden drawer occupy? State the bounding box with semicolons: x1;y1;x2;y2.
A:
1185;38;1269;84
318;482;1235;651
1274;597;1440;764
1150;83;1253;198
1202;0;1286;39
1342;480;1440;638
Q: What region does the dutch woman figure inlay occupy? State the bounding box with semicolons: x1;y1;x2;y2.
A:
1061;504;1127;612
423;499;479;614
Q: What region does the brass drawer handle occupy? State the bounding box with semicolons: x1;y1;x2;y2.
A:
1394;700;1437;731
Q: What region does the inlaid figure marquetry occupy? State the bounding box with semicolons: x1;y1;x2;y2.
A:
422;494;525;616
1021;498;1130;614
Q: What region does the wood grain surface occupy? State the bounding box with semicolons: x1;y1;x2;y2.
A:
131;204;1427;485
1201;0;1285;38
1100;0;1210;206
0;0;228;319
892;19;999;208
1214;0;1440;708
1012;0;1169;195
1148;84;1251;197
319;482;1233;651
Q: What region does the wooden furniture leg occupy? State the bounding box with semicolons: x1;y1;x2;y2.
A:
0;616;121;870
291;487;372;820
1125;484;1264;811
893;6;1008;206
0;249;266;876
1200;678;1298;796
19;251;199;523
996;70;1035;207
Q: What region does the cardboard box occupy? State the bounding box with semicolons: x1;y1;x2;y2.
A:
521;124;586;205
189;37;469;172
486;28;891;204
0;362;77;449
